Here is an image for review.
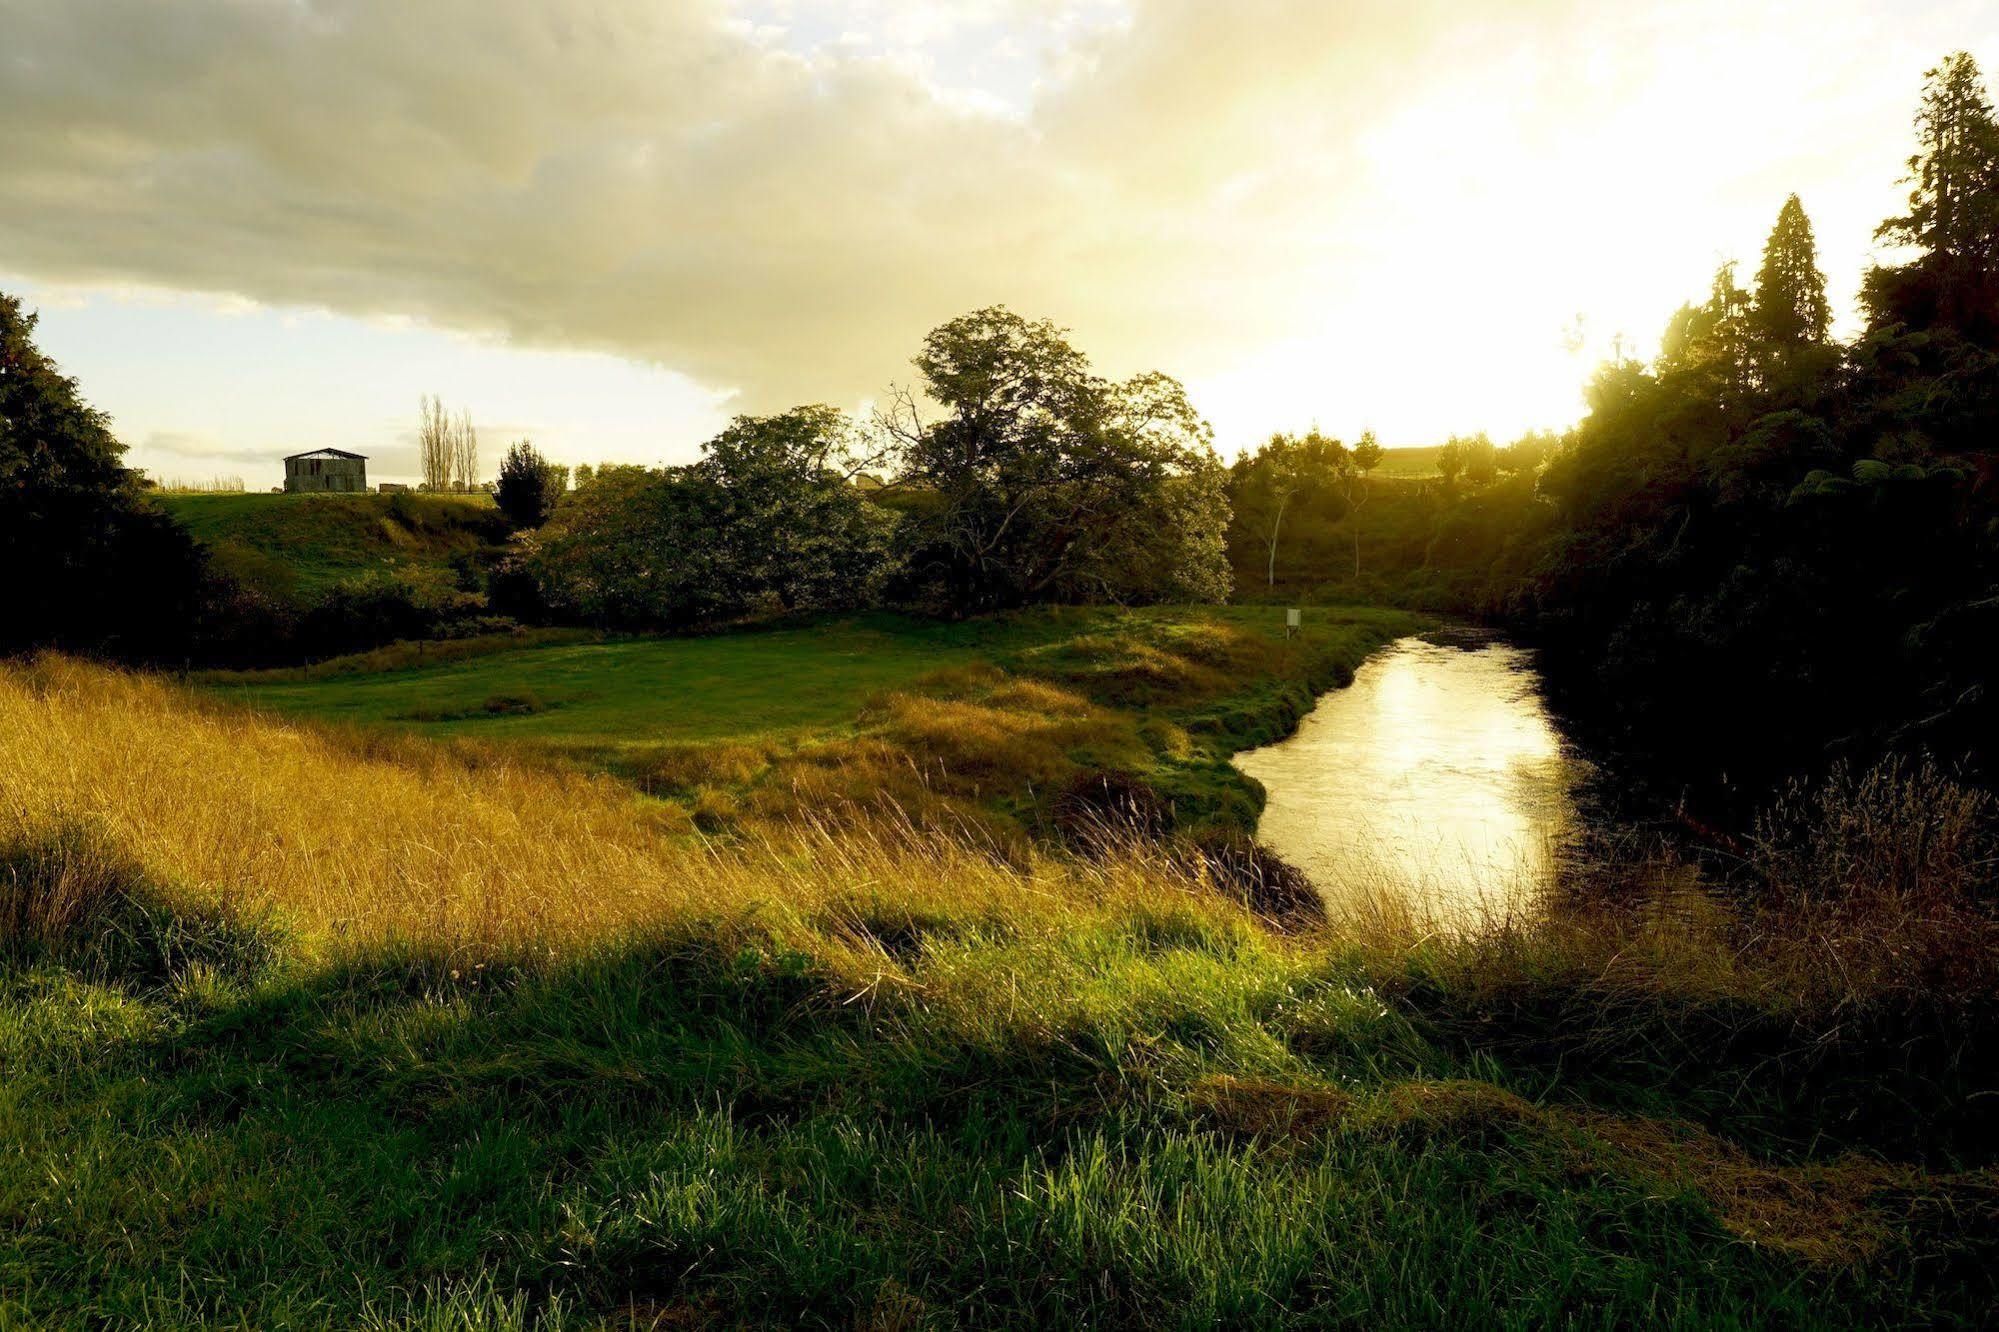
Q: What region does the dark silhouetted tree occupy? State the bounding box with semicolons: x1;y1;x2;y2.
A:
495;439;567;528
1752;195;1832;355
1868;52;1999;336
0;291;205;658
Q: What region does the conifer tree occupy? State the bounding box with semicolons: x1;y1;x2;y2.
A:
1752;194;1832;352
1877;52;1999;267
1869;52;1999;333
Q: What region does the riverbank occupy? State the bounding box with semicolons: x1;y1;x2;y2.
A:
3;653;1996;1326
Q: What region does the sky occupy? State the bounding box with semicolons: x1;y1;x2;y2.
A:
3;0;1996;485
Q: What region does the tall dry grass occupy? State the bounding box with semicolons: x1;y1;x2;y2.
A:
0;656;1266;962
4;654;1992;1021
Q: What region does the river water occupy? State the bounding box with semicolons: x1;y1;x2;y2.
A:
1233;633;1594;927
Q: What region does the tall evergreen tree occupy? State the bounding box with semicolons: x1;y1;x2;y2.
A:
1868;52;1999;334
1751;194;1832;352
1877;52;1999;265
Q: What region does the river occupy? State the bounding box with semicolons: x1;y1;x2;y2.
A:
1233;632;1595;927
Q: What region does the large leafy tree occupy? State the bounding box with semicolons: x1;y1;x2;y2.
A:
694;405;901;614
883;308;1231;610
0;291;204;658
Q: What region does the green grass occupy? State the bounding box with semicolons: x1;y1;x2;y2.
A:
160;491;508;599
4;907;1989;1328
4;646;1993;1327
205;617;995;745
198;604;1427;837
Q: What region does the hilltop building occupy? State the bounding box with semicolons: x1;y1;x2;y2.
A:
283;448;368;493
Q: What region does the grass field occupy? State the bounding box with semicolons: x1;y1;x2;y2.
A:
2;656;1994;1327
1370;445;1443;478
160;491;508;599
198;605;1427;839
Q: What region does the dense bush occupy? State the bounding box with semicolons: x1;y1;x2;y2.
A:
521;407;901;629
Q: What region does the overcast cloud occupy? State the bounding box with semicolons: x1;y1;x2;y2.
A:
4;0;1997;451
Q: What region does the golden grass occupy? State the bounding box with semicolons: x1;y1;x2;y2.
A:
0;656;1253;960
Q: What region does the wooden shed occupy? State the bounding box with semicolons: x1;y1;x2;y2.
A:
283;448;368;494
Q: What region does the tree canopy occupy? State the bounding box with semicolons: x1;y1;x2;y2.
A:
884;307;1231;610
0;292;205;658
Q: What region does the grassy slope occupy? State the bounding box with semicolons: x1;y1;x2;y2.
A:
3;660;1992;1328
198;604;1427;838
1370;445;1443;478
161;491;508;599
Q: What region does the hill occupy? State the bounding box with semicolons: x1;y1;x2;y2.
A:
1370;445;1443;478
159;491;509;602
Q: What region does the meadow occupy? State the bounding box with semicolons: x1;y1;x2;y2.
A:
193;605;1427;841
2;654;1995;1328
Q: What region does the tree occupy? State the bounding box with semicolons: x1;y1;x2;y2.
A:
418;397;480;491
1346;429;1384;575
1878;53;1999;268
516;465;721;627
495;439;567;528
881;307;1231;609
1657;262;1757;411
694;405;900;614
1869;52;1999;335
1499;430;1558;475
0;291;205;657
1437;437;1464;488
453;410;479;492
418;395;453;491
1751;195;1833;357
518;407;901;627
1236;433;1305;587
1439;432;1496;488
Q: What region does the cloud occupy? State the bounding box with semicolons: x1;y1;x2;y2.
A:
3;0;1994;446
0;0;1518;402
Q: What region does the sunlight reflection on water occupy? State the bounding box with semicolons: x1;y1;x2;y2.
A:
1233;636;1591;928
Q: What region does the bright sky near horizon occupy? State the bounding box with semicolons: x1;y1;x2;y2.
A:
4;1;1996;485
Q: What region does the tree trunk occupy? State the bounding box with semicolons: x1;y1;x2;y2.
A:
1265;495;1288;587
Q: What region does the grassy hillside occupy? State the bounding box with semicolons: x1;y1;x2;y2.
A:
196;605;1427;840
160;491;509;600
2;658;1993;1327
1370;445;1443;478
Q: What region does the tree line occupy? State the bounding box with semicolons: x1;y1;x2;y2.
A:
0;301;1235;662
504;308;1230;628
1520;51;1999;784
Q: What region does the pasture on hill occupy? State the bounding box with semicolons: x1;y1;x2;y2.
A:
160;491;508;601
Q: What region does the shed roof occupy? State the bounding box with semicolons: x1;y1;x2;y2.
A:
284;448;368;462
